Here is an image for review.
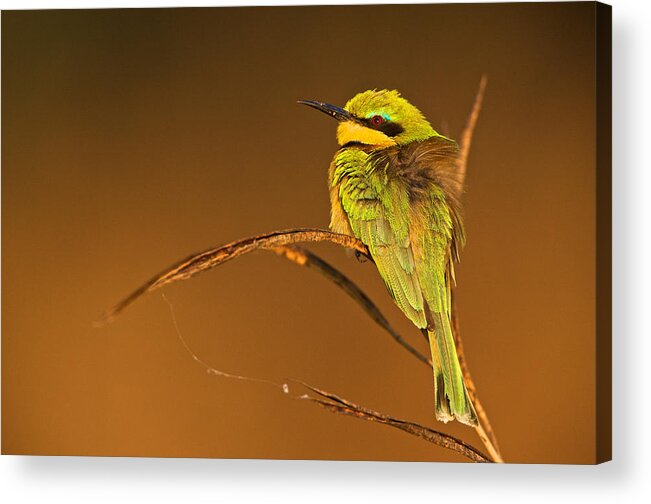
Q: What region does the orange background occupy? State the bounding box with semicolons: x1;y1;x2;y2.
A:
2;3;598;463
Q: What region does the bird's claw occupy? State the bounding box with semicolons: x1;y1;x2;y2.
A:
355;251;369;263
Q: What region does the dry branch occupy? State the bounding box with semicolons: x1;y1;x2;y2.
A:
295;382;491;463
274;245;431;367
451;291;503;462
449;74;504;462
97;229;370;326
456;74;487;186
162;294;489;463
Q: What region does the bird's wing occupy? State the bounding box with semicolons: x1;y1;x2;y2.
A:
410;188;458;318
335;151;428;329
396;135;464;317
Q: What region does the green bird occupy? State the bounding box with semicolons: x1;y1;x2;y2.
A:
299;90;478;426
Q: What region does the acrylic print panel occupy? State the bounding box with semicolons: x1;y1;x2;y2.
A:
1;2;611;464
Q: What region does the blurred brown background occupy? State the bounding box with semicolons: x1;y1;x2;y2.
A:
2;3;598;464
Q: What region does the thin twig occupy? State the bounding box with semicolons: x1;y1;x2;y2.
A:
451;291;503;463
96;229;370;326
162;293;489;463
273;245;431;367
452;75;504;462
163;292;290;392
295;382;491;463
456;74;487;187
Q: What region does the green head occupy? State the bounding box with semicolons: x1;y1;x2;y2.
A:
299;89;438;148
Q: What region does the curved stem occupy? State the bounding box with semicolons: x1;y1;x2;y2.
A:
296;382;491;463
453;74;503;462
163;291;490;463
274;245;431;367
451;291;503;462
96;228;369;326
456;74;487;187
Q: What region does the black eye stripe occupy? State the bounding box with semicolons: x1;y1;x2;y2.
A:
358;117;404;137
378;122;404;137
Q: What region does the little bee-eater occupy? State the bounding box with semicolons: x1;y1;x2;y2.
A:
299;90;478;426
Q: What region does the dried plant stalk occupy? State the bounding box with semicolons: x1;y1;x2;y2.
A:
97;229;369;326
274;245;431;367
451;291;502;462
163;293;490;463
295;382;491;463
451;74;503;462
456;74;487;191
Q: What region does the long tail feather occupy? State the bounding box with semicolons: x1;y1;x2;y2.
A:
428;312;477;426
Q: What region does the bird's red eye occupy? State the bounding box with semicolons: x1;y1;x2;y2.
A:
371;115;385;126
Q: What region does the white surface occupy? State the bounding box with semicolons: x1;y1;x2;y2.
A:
1;0;649;502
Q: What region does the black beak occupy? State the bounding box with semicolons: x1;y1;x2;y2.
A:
297;99;353;122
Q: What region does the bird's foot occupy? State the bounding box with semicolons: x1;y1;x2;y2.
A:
354;251;369;263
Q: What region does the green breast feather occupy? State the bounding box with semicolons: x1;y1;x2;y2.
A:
333;147;451;331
